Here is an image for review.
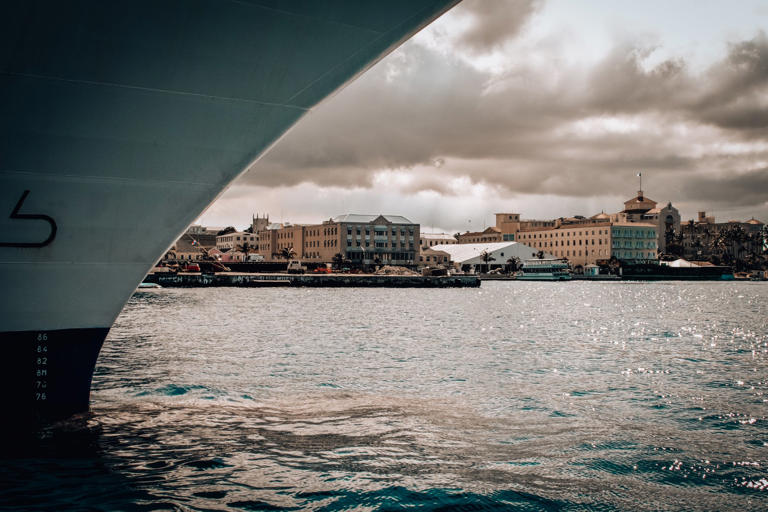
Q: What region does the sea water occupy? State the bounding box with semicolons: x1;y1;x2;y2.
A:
2;282;767;511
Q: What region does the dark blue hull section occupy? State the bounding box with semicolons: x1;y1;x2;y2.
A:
0;328;108;424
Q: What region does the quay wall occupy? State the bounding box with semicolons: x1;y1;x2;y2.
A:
145;273;480;288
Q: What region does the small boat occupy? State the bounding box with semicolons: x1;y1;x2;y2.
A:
137;282;162;289
518;258;572;281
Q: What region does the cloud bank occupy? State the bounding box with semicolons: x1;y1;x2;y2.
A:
229;0;768;225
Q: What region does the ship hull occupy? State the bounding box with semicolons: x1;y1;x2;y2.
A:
1;328;108;423
0;0;459;421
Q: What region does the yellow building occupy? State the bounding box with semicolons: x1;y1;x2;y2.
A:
494;213;555;241
216;231;257;251
456;227;502;244
517;218;657;267
517;220;613;267
258;214;419;267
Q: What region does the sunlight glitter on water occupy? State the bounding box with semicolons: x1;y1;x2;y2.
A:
3;282;767;511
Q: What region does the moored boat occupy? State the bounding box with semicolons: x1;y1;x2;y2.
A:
518;258;572;281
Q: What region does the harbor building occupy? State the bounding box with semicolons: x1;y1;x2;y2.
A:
420;232;457;250
517;218;657;267
494;213;556;241
517;220;614;268
216;231;258;251
164;226;218;262
251;213;270;235
611;223;659;262
431;242;547;272
419;233;457;268
258;214;419;267
456;214;556;245
680;212;764;262
256;222;285;257
607;190;680;253
419;248;451;267
456;227;503;244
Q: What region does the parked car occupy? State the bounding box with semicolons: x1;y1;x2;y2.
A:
286;260;306;274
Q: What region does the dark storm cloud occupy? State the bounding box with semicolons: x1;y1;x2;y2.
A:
694;32;768;132
457;0;542;53
243;0;768;216
583;46;691;112
676;167;768;206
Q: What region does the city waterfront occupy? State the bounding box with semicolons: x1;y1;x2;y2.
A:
3;282;767;511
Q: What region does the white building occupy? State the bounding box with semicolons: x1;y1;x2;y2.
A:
419;232;457;251
216;231;257;251
431;242;552;272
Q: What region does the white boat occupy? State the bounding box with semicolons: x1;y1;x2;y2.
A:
0;1;460;422
518;258;572;281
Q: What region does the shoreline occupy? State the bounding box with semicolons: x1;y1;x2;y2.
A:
143;272;481;288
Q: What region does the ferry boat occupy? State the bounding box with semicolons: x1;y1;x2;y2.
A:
0;0;460;424
620;262;734;281
518;258;573;281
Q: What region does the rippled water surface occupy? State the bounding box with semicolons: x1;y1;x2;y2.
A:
3;282;768;511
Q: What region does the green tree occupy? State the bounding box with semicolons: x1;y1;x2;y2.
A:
236;241;256;261
279;246;297;262
505;256;521;273
217;226;237;236
332;252;345;270
480;250;496;273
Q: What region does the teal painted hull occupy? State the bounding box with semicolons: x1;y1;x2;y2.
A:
0;0;459;419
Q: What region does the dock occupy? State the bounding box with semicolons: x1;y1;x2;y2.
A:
143;272;480;288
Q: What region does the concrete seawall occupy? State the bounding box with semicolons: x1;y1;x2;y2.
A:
144;273;480;288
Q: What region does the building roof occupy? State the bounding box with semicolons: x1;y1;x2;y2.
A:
459;226;501;236
421;232;457;240
622;190;658;213
431;242;549;264
747;218;764;225
332;214;415;225
521;221;611;232
612;222;657;228
422;247;450;256
215;230;253;239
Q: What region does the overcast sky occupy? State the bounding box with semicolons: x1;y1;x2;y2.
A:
198;0;768;233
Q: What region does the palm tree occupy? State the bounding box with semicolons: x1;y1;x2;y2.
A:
236;241;256;261
505;256;521;273
332;252;345;270
608;255;620;275
280;246;296;262
480;250;495;273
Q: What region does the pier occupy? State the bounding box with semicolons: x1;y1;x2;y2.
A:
143;272;480;288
